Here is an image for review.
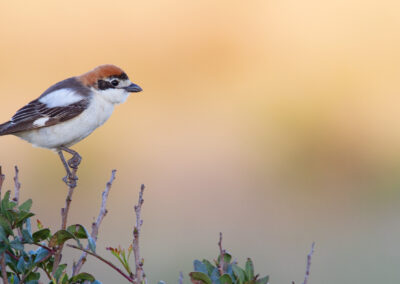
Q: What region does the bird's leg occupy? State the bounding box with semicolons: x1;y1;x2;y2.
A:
57;150;78;187
60;147;82;170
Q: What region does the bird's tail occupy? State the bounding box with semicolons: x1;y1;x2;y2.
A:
0;122;12;136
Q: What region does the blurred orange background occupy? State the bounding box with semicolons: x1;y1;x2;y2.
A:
1;0;400;283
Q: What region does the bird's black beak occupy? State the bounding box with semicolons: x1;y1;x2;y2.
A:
124;83;143;92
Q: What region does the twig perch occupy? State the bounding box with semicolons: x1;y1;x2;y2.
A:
60;167;78;230
302;242;315;284
0;252;8;284
133;184;146;283
179;271;184;284
72;170;117;275
13;166;21;204
218;232;225;275
52;167;78;275
68;244;134;282
0;166;5;198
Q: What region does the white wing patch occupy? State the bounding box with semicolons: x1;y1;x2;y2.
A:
39;89;83;108
33;117;50;127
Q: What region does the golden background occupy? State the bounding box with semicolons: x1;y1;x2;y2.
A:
1;0;400;283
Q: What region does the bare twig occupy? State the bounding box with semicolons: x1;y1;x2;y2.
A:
302;242;315;284
60;167;78;230
67;244;134;282
13;166;21;204
0;166;5;198
72;170;117;276
0;253;9;284
133;184;145;283
52;167;78;275
218;232;225;275
179;271;184;284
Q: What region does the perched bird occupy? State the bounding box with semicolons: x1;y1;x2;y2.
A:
0;64;142;186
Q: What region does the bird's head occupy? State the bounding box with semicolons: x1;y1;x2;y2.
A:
78;64;142;104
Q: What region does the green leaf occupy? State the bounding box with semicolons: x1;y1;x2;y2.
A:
34;247;50;263
1;191;11;209
210;267;220;283
256;276;269;284
189;272;213;284
16;212;35;226
61;273;69;284
32;228;50;242
218;253;232;264
18;199;32;212
49;230;76;247
10;239;24;250
194;260;209;274
83;226;96;253
202;259;216;275
232;264;247;282
220;274;233;284
0;226;7;241
69;272;95;283
17;256;26;272
22;229;33;243
54;264;67;281
67;224;88;239
0;215;13;236
24;271;40;281
245;258;254;280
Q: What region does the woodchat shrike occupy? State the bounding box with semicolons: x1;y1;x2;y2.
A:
0;64;142;186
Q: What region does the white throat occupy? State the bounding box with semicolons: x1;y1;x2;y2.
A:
93;88;130;105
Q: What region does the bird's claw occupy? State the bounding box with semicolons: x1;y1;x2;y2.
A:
68;154;81;170
62;174;78;188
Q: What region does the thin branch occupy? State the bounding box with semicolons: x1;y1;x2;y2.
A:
218;232;225;275
52;167;78;275
60;167;78;230
67;244;134;282
133;184;145;283
179;271;184;284
1;253;9;284
72;170;117;276
0;166;5;198
13;166;21;204
302;242;315;284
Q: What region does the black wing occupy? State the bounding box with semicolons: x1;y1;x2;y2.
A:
0;77;91;136
0;98;89;136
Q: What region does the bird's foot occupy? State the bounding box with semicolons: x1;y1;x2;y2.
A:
68;153;82;170
62;174;78;188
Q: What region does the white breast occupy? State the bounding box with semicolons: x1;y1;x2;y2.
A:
16;93;115;149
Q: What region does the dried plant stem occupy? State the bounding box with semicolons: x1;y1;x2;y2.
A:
52;167;78;275
60;167;78;230
68;244;134;282
179;271;184;284
218;232;225;275
0;166;5;198
302;242;315;284
133;184;145;283
72;170;117;276
13;166;21;204
0;253;9;284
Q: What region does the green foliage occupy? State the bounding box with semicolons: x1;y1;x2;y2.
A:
107;245;133;275
0;191;99;284
190;252;269;284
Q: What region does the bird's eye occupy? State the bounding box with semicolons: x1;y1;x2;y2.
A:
111;80;119;86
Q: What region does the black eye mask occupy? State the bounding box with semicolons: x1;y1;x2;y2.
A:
97;80;114;90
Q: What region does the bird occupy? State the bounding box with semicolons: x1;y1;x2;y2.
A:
0;64;142;187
